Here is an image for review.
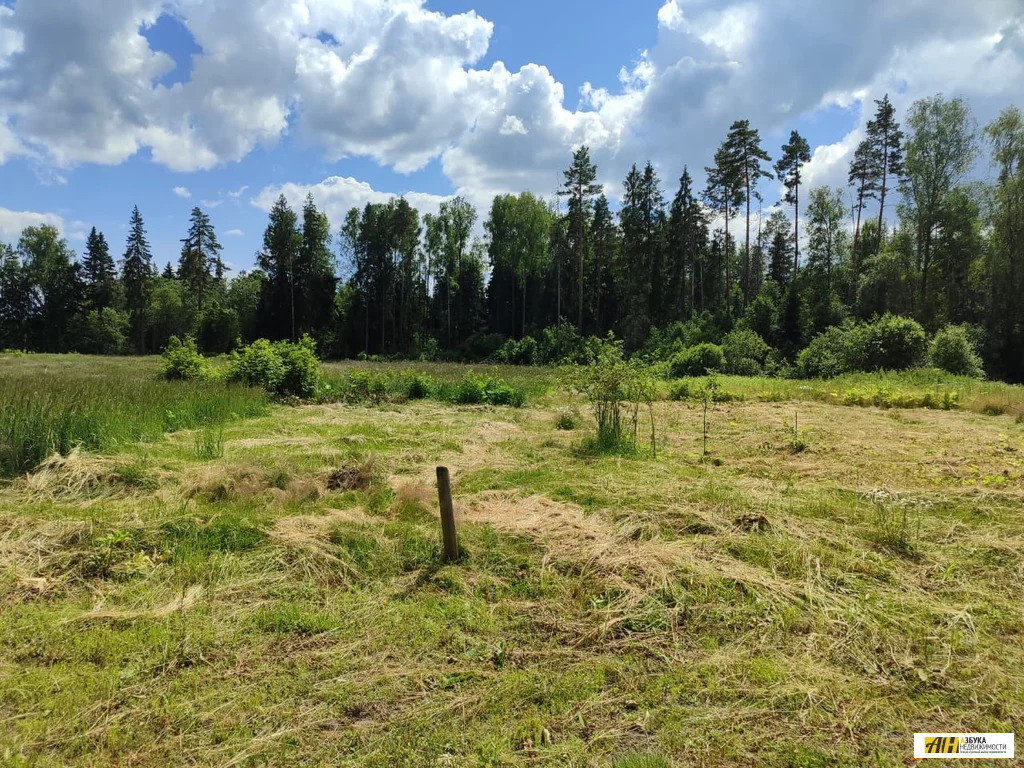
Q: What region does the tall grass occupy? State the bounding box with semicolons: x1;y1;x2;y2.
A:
0;375;266;477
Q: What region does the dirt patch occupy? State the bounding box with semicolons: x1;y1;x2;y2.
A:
326;459;376;491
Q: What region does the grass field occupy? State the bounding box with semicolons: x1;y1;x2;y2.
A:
1;353;1023;766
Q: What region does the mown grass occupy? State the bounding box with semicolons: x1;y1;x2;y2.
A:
1;354;1023;766
0;356;266;477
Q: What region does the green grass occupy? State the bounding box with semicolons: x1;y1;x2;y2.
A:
1;354;1023;766
0;355;266;477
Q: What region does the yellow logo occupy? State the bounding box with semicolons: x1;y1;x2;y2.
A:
924;736;961;754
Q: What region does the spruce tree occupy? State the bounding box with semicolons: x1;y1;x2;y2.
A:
82;227;117;311
559;146;601;332
179;207;223;313
257;195;302;340
121;206;153;352
847;138;878;294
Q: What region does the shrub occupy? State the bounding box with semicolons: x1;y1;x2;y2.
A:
796;327;851;379
161;335;208;381
564;338;657;454
275;335;323;399
847;313;927;372
405;374;435;400
227;339;286;392
227;336;323;398
929;324;984;377
669;343;726;378
495;336;538;366
722;328;771;376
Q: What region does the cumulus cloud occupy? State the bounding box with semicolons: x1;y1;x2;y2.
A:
0;0;1021;214
173;186;191;198
0;208;65;240
252;175;449;227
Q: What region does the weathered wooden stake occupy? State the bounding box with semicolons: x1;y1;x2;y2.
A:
436;466;459;563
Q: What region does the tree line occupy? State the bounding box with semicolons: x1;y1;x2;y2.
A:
1;92;1022;381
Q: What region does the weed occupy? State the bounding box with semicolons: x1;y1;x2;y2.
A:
554;408;580;430
193;426;224;460
866;490;922;556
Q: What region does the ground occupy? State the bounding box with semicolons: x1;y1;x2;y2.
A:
1;356;1022;766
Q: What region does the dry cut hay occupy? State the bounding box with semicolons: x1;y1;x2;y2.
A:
268;508;375;584
17;449;133;501
67;584;205;623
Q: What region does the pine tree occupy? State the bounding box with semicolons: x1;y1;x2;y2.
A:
866;94;905;251
847;138;878;294
162;262;176;279
178;207;223;313
121;206;153;352
82;227;117;311
704;144;741;300
559;146;601;332
774;130;811;275
765;210;793;286
722;119;772;301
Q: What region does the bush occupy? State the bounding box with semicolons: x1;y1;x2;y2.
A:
227;336;324;398
564;338;657;454
227;339;286;392
929;324;984;377
495;336;538;366
405;374;435;400
796;327;851;379
669;343;726;378
275;335;323;399
847;313;927;372
449;373;525;407
161;335;208;381
722;329;771;376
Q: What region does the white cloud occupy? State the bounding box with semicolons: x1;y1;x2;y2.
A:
253;175;449;227
0;207;65;240
225;228;244;237
173;186;191;199
227;185;249;198
201;199;222;208
0;0;1020;220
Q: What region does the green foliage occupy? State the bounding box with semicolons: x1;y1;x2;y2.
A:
193;425;224;460
670;343;726;378
161;335;208;381
496;336;537;365
565;338;657;454
722;328;771;375
846;313;927;372
227;335;324;399
798;315;927;378
796;327;851;379
929;324;985;378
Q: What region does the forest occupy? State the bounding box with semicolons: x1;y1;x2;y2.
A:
2;92;1022;381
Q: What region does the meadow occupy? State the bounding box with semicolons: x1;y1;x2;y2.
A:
1;352;1023;766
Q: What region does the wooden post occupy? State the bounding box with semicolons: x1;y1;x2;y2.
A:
436;466;459;563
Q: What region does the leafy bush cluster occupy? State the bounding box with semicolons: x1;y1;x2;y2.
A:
226;335;324;398
326;369;526;407
928;324;985;377
797;314;930;378
161;335;208;381
669;343;726;378
495;321;604;366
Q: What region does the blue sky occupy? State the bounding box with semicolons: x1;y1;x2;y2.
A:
0;0;1021;273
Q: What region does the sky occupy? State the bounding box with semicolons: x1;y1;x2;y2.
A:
0;0;1022;274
